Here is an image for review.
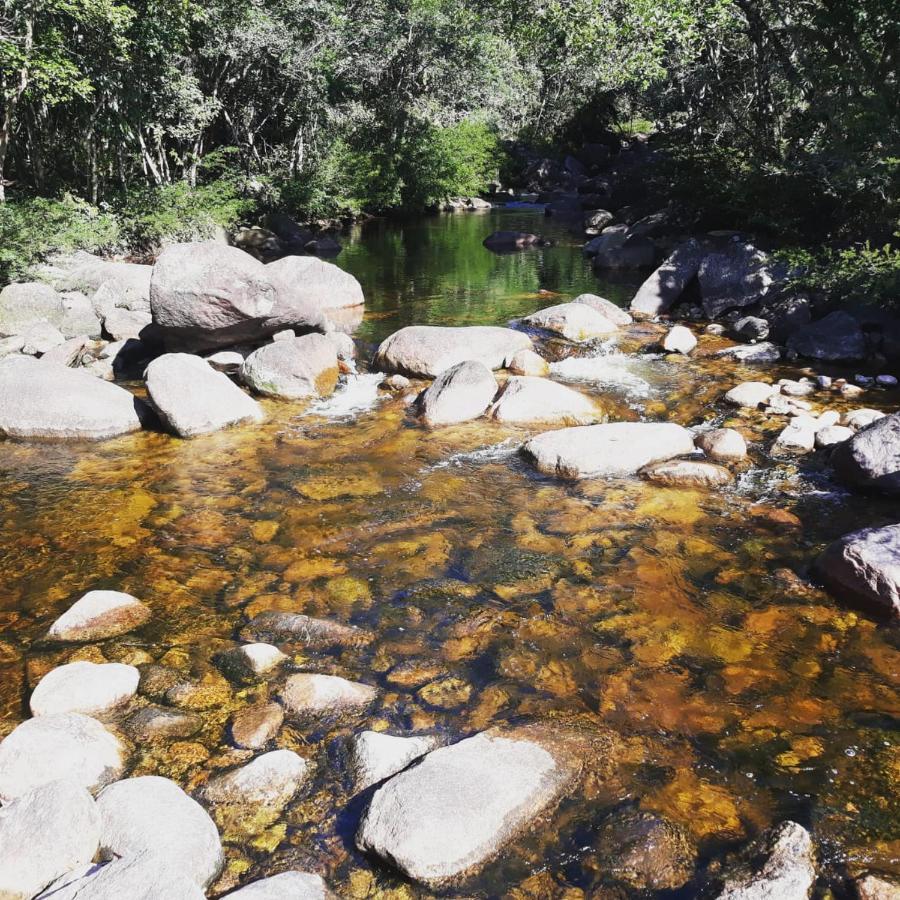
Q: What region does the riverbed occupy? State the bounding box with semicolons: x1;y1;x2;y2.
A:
1;208;897;897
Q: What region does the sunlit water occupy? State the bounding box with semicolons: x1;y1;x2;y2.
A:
0;209;897;897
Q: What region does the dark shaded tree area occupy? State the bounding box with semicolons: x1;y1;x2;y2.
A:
1;0;897;254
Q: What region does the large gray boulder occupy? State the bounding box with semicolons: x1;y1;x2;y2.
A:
36;852;205;900
0;282;62;335
813;524;900;619
30;661;139;718
523;422;695;479
0;356;143;440
47;590;151;642
419;360;497;426
0;713;126;802
786;311;866;361
356;726;582;888
832;413;900;494
241;334;338;400
488;376;599;425
630;239;704;317
522;302;618;341
375;325;532;378
222;871;334;899
145;352;264;437
95;776;224;889
0;781;101;900
699;241;781;318
716;821;815;900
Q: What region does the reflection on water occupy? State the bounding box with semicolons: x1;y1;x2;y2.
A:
0;210;898;897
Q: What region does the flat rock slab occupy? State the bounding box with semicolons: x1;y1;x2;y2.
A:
36;853;206;900
278;674;377;719
523;422;695;479
222;871;334;899
521;302;618;341
241;611;369;648
488;376;599;425
375;326;532;378
47;590;150;641
0;781;100;900
356;726;583;888
96;775;223;889
30;661;139;717
351;731;439;793
419;360;497;426
832;412;900;495
0;356;143;441
813;524;900;619
146;352;264;437
0;713;125;802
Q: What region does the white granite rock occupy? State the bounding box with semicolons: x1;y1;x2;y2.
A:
30;661;139;717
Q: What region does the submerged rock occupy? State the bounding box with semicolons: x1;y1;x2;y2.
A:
229;703;284;750
832;412;900;495
240;611;368;648
47;590;151;642
522;302;618;341
483;231;544;251
488;376;599;425
375;325;531;378
641;459;732;488
217;643;287;682
95;775;223;889
0;356;143;441
201;749;308;808
419;360;497;426
0;781;101;900
278;674;376;718
145;352;264;437
356;726;583;889
715;821;815;900
595;809;697;892
695;428;748;462
715;342;782;363
126;706;202;742
0;713;125;802
240;334;339;400
30;661;139;718
813;524;900;619
523;422;695;479
222;871;335;899
350;731;439;792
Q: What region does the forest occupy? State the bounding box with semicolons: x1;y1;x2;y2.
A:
1;0;899;289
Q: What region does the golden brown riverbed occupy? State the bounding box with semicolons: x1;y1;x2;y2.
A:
1;211;898;897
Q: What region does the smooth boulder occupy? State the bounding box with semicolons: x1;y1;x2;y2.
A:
573;293;632;326
813;524;900;619
724;381;777;409
376;325;531;378
351;731;439;793
201;749;308;808
47;590;150;642
419;360;497;426
662;325;697;355
30;661;139;717
0;356;143;441
630;239;704;317
95;775;224;889
0;781;101;900
521;302;618;342
696;428;748;462
241;334;339;400
488;376;599;425
832;412;900;495
523;422;695;479
145;352;264;437
507;348;550;376
0;713;125;802
356;726;582;888
641;459;732;488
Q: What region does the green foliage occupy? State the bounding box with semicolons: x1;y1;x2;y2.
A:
779;243;900;309
0;195;120;284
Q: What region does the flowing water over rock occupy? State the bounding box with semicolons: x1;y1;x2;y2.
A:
1;210;898;897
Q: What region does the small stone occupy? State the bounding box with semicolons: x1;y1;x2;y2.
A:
705;323;726;335
695;428;747;462
0;781;101;900
217;643;287;682
47;590;150;642
222;871;334;899
30;661;139;717
138;664;185;701
641;459;733;488
724;382;777;408
662;325;697;355
876;374;898;388
733;316;769;342
507;348;550;377
278;674;376;719
774;419;816;453
351;731;439;792
841;383;865;398
95;775;224;889
382;373;410;391
202;749;309;808
0;713;125;802
230;703;284;750
240;611;368;649
126;706;202;742
815;375;832;389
